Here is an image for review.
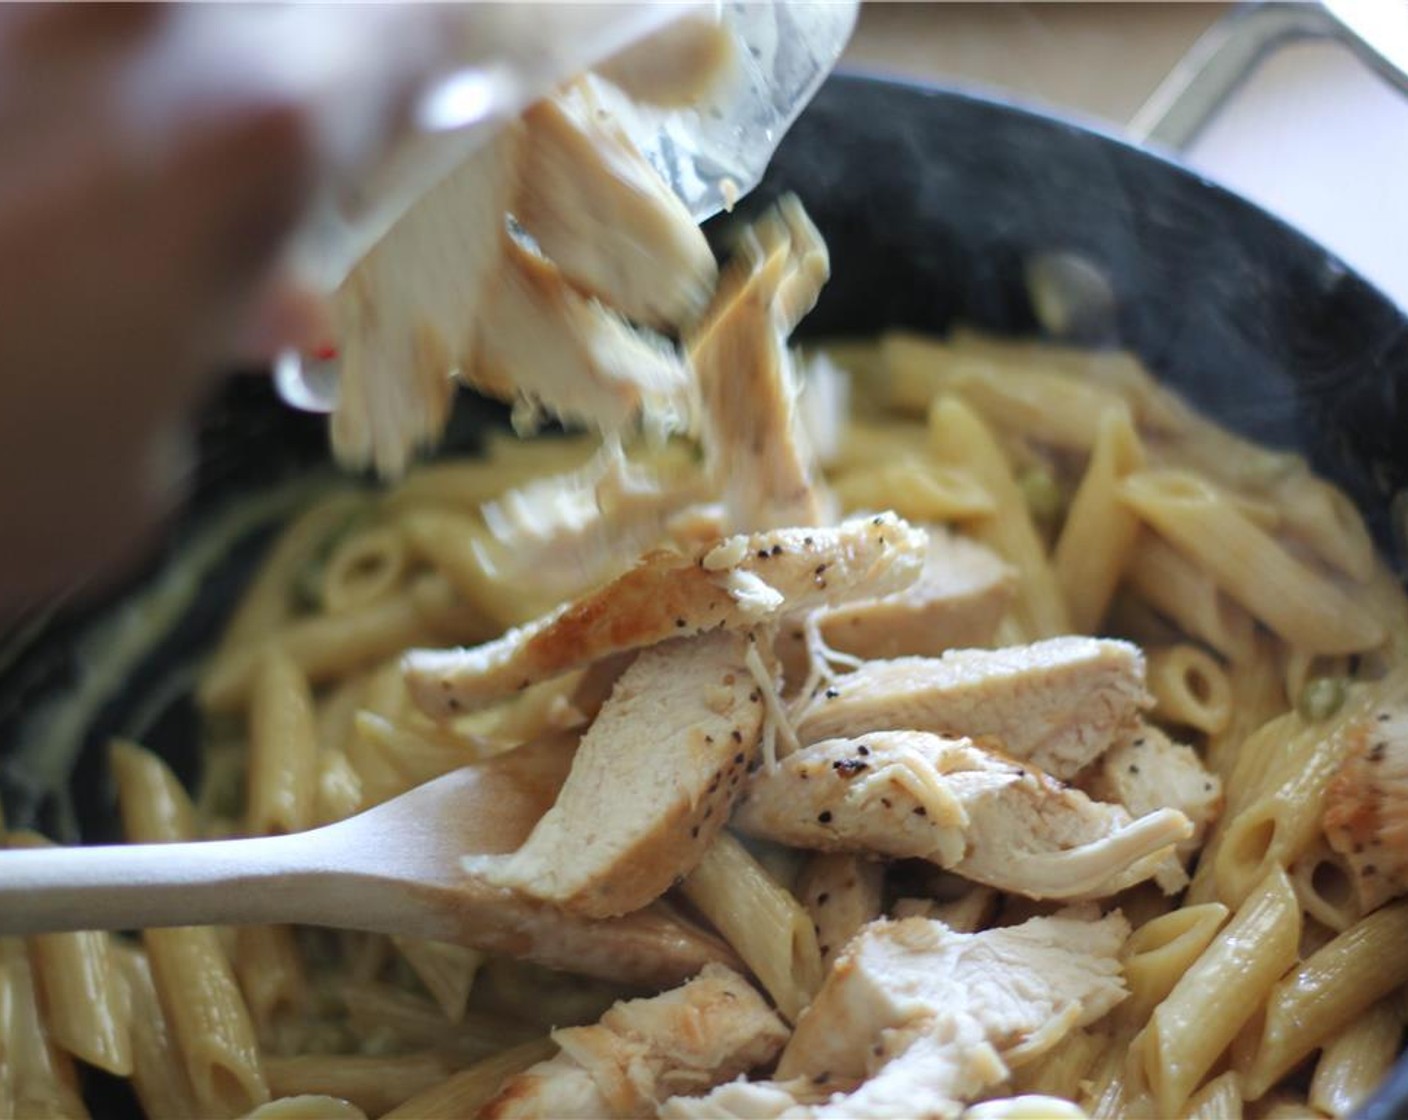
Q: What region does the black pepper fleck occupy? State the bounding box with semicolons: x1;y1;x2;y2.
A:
734;752;745;765
818;810;833;824
817;892;830;905
857;744;870;756
732;730;743;743
913;806;927;817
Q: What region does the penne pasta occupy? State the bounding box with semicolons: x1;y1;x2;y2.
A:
1138;868;1301;1116
380;1038;556;1119
319;522;408;616
1308;995;1403;1119
1186;1071;1244;1119
1123;532;1258;664
2;938;89;1120
115;946;201;1120
262;1052;451;1117
242;1096;368;1120
1145;643;1233;735
1241;901;1408;1100
247;648;320;837
234;926;308;1041
6;831;132;1076
199;574;495;713
388;937;483;1024
1053;404;1145;633
928;395;1071;638
681;832;823;1024
1119;470;1385;655
1288;839;1362;934
213;492;370;660
1115;902;1229;1031
830;459;994;523
113;742;269;1116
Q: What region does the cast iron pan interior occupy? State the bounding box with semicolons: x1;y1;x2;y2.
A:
3;74;1407;1118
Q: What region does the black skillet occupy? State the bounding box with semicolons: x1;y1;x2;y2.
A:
3;74;1408;1118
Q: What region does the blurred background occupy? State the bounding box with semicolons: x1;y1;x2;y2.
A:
842;1;1408;308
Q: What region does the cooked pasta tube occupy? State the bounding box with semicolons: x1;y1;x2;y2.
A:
882;331;1127;449
1138;868;1301;1116
242;1097;368;1120
1185;1071;1244;1120
928;395;1070;638
112;741;269;1116
339;982;535;1060
213;492;369;659
115;946;201;1120
1241;901;1408;1100
199;574;496;712
1204;636;1288;779
1119;470;1385;655
234;926;308;1039
247;648;319;836
1288;839;1362;933
1211;674;1400;908
314;748;363;826
2;938;89;1120
4;831;132;1076
1011;1027;1106;1101
381;436;599;514
397;507;551;629
381;1038;556;1119
320;522;408;615
1274;471;1378;584
1123;532;1258;664
680;832;823;1024
262;1053;451;1117
1146;643;1233;735
1053;404;1145;633
830;459;994;523
388;937;483;1023
1308;994;1403;1118
1115;902;1229;1030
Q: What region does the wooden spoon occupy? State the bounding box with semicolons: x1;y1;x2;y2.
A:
0;735;734;988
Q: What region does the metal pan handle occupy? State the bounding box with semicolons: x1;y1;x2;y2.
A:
1129;0;1408;152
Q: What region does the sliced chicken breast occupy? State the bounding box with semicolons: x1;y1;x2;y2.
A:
405;514;926;718
733;731;1190;899
331;126;524;477
515;81;718;330
467;234;691;435
1085;724;1222;892
665;911;1129;1119
797;853;885;969
777;528;1015;679
482;964;788;1119
1323;702;1408;912
690;195;830;532
794;638;1150;780
463;632;764;919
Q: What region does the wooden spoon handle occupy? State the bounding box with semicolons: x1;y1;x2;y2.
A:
0;835;333;934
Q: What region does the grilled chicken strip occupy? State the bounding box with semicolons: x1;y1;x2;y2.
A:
463;632;764;919
690;194;831;532
515;81;718;330
1085;724;1222;892
794;637;1150;780
479;447;708;601
467;234;691;435
797;853;885;969
481;964;788;1119
664;911;1129;1119
405;514;926;718
777;528;1015;681
331;126;523;477
1323;701;1408;912
733;732;1191;899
